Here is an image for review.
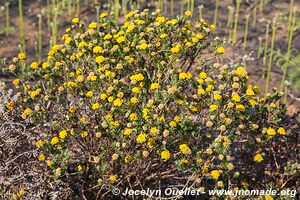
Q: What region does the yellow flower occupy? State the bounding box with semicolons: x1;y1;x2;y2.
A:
77;165;83;172
185;10;192;17
100;93;108;100
150;83;160;90
179;72;192;80
89;22;97;29
179;144;191;155
50;137;59;145
124;128;133;136
181;159;189;164
142;108;149;119
6;101;14;111
109;175;117;183
267;128;276;136
136;133;147;143
246;89;255;96
87;75;97;81
95;56;105;63
108;96;115;102
147;138;155;148
161;150;171;160
30;62;39;69
128;57;135;63
174;115;180;122
127;24;135;32
51;45;61;52
65;37;72;44
209;104;218;112
24;84;31;91
160;116;165;123
160;34;168;39
206;84;214;92
235;66;248;77
253;86;261;93
213;94;222;101
124;155;132;163
176;99;184;105
130;97;138;104
113;98;123;107
236;104;245;111
196;34;204;39
265;195;274;200
249;99;257;107
104;34;112;40
69;72;75;78
211;170;220;179
155;16;165;23
117;36;126;43
253;153;264;163
277;127;286;135
130;73;144;82
72;18;79;23
92;103;100;110
42;62;50;69
216;47;225;54
86;91;94;97
150;127;158;136
12;79;20;87
186;42;192;47
100;13;108;18
38;154;46;161
169;121;177;127
132;87;141;93
93;46;103;53
197;88;205;95
16;188;25;198
29;89;41;99
113;120;121;127
68;105;76;113
65;81;77;88
192;37;199;43
23;108;32;117
70;55;76;61
59;130;68;139
171;45;182;53
80;131;89;138
76;75;85;82
129;113;138;121
47;160;53;167
231;94;241;102
139;43;148;50
125;11;135;19
35;140;44;148
18;53;26;60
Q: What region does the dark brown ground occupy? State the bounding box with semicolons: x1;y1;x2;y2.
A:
0;0;299;113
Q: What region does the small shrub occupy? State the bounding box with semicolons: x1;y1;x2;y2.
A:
2;10;298;199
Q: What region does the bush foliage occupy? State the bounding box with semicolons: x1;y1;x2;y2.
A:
1;10;299;199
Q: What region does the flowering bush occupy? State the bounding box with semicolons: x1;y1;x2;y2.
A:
1;10;299;199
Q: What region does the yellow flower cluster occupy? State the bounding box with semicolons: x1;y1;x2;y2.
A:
4;10;291;191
